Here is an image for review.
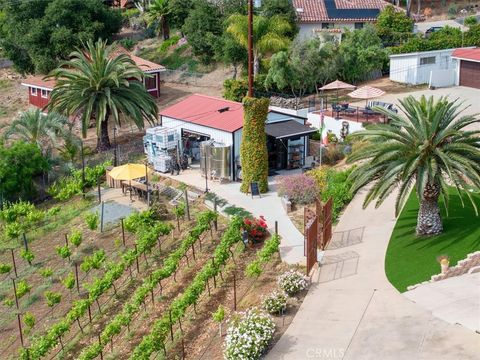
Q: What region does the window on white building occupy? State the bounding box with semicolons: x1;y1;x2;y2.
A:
354;22;364;30
420;56;436;65
31;87;37;96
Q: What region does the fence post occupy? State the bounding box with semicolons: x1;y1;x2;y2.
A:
275;221;278;236
22;233;28;251
184;189;190;221
100;201;105;233
121;218;126;246
17;313;24;347
10;249;17;277
97;176;101;203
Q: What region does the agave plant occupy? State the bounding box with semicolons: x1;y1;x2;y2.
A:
348;95;480;236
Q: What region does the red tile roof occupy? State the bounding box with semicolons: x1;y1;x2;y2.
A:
21;76;56;90
294;0;391;23
452;48;480;62
160;94;245;133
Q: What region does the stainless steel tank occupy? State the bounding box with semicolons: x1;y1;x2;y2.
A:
199;141;211;177
210;143;231;179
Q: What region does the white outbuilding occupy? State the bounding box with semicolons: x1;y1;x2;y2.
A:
388;48;474;88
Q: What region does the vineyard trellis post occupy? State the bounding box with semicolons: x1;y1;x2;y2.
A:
64;233;69;247
213;198;218;231
10;248;17;277
184;190;190;220
100;201;105;233
74;263;80;293
22;233;28;251
121;218;126;246
233;270;237;311
17;313;24;347
12;278;19;309
97;176;101;203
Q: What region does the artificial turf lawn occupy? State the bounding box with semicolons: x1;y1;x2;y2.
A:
385;188;480;293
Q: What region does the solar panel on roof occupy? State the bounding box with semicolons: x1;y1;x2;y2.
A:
324;0;380;19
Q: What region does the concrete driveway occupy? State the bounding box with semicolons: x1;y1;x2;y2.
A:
266;189;480;360
351;86;480;131
404;272;480;333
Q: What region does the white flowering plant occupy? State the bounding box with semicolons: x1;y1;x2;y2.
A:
223;308;275;360
278;270;309;296
262;290;287;315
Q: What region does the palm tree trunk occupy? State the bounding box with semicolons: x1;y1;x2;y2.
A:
416;183;443;236
162;18;170;40
97;118;111;151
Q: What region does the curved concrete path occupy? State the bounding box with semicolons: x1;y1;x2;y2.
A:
160;169;305;264
266;188;480;360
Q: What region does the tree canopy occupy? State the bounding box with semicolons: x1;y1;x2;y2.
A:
0;141;49;201
376;5;413;45
1;0;122;74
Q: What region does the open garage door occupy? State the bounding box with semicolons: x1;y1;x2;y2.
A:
459;60;480;89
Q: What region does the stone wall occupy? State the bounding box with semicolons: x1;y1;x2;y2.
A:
407;251;480;290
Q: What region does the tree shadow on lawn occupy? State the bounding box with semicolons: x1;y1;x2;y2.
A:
385;189;480;292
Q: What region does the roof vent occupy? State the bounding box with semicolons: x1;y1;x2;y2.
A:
296;7;304;12
218;107;230;113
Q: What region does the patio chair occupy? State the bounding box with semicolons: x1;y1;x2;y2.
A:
332;103;344;113
341;103;356;114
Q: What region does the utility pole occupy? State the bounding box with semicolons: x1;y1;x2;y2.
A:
247;0;254;97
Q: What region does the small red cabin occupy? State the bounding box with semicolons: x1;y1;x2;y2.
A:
22;50;164;109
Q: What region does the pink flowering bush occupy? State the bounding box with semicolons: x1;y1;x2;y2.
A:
276;174;319;205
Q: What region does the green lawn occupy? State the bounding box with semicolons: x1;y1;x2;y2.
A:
385;188;480;292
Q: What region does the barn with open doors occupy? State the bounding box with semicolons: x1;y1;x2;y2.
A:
452;48;480;89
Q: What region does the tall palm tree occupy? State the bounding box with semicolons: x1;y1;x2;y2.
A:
46;39;158;151
226;14;292;76
146;0;170;40
348;95;480;236
1;109;68;155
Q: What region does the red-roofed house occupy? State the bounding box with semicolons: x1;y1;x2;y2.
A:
294;0;392;39
21;51;165;109
452;48;480;89
159;94;316;179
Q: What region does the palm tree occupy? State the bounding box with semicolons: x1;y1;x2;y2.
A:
146;0;170;40
46;39;158;151
1;109;69;155
226;14;292;76
348;95;480;236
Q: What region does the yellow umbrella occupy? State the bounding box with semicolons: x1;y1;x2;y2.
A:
108;163;150;181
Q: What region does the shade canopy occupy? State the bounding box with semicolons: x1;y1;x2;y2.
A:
320;80;356;91
348;86;385;100
265;120;317;139
108;163;150;181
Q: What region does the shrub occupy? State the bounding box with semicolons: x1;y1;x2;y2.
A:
118;38;138;51
223;78;248;102
62;272;75;290
20;249;35;265
464;15;478;27
243;216;268;241
262;291;287;314
278;270;308;296
16;280;32;298
321;145;345;165
85;211;99;230
69;229;82;247
307;167;354;221
56;245;71;260
44;291;62;308
159;35;180;54
0;263;12;274
39;267;53;278
448;4;458;17
23;312;36;328
276;174;319;204
224;308;275;360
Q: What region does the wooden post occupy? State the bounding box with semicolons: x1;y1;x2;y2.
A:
88;304;92;323
181;336;186;360
213;198;218;231
97;176;101;203
150;275;154;305
75;263;80;293
64;233;69;247
184;189;190;221
100;201;105;233
134;244;140;273
121;218;126;246
10;249;17;277
12;278;19;309
17;313;24;347
275;221;278;235
233;270;237;311
77;318;84;333
169;310;174;341
22;233;28;251
191;243;196;261
178;317;183;334
98;334;103;360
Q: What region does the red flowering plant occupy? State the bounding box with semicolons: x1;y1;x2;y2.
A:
243;215;268;242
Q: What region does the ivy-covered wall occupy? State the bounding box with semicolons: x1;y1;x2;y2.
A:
240;97;269;193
